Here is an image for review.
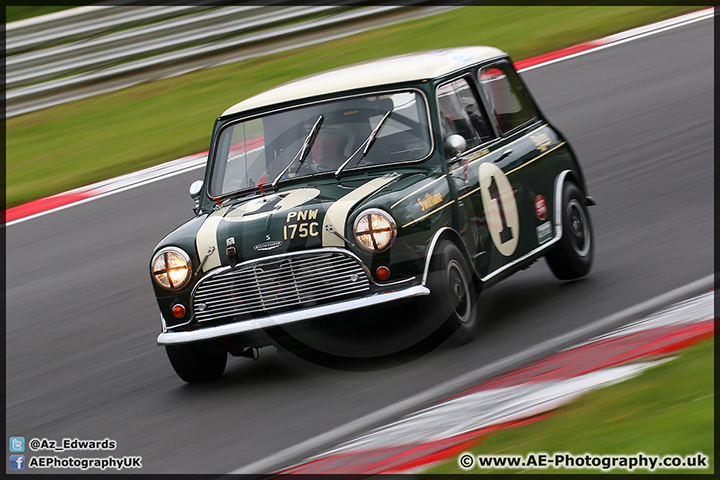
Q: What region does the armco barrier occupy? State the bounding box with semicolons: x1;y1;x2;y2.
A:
6;3;453;118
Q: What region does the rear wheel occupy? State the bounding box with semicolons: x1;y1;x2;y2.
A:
545;182;594;280
424;240;480;345
165;344;227;383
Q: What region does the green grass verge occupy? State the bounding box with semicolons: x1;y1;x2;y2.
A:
6;6;703;208
426;337;714;474
6;6;75;23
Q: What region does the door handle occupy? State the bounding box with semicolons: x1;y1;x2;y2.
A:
494;149;512;163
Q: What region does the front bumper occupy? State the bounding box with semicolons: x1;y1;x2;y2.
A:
157;284;430;345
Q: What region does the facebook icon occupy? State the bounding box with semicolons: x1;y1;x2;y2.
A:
10;455;25;470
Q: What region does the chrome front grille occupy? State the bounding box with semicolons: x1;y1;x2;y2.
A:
192;251;371;323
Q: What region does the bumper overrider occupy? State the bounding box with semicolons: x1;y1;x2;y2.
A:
157;248;429;345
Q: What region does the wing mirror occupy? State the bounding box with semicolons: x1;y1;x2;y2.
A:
189;180;203;214
444;134;467;158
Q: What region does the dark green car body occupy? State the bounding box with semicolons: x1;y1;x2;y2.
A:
150;47;593;359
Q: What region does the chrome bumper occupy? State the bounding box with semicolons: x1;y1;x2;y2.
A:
157;285;430;345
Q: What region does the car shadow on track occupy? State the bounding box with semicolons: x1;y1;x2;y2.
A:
170;269;595;390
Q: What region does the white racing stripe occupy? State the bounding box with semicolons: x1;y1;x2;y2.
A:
193;177;393;270
195;206;230;273
193;186;323;272
5;8;712;227
321;174;398;247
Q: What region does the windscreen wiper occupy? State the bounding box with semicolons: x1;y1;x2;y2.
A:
272;115;324;190
335;110;392;179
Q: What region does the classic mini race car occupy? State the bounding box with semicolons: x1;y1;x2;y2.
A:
150;46;595;382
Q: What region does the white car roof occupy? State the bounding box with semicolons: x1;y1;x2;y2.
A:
221;46;506;117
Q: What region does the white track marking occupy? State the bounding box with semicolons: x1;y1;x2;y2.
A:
599;7;712;44
316;358;673;456
5;153;207;227
304;289;713;462
5;8;712;227
229;275;712;474
566;290;713;350
519;7;713;72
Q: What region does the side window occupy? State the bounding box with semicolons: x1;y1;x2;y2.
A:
478;63;536;134
436;77;494;152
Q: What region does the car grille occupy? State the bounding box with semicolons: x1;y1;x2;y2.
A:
192;251;371;323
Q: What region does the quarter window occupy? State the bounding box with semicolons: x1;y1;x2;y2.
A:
478;63;536;134
436;78;494;152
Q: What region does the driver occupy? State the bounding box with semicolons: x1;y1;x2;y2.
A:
307;128;347;172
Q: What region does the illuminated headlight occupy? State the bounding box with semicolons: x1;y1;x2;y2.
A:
353;209;397;252
151;247;192;290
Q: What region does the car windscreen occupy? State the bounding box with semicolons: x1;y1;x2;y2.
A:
209;90;432;197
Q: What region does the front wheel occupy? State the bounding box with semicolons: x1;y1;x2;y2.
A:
424;240;480;345
165;344;227;383
545;182;594;280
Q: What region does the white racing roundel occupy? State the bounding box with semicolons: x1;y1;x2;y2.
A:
479;162;519;257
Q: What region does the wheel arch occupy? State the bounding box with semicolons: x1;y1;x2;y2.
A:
561;169;585;194
553;168;593;243
553;169;574;239
422;227;481;288
546;170;595;280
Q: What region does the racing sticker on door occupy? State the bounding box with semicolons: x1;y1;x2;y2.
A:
479;162;519;256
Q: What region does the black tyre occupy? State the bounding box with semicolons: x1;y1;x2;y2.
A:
165;344;227;383
545;182;594;280
424;240;479;345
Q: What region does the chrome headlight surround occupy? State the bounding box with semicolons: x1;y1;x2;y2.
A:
151;247;192;291
353;208;397;253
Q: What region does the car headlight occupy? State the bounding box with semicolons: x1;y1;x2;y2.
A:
151;247;192;290
353;209;397;252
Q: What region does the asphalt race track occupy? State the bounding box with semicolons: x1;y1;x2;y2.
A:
6;19;713;474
